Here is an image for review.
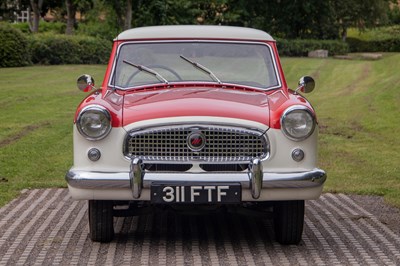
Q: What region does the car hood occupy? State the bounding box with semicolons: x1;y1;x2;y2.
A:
122;87;270;126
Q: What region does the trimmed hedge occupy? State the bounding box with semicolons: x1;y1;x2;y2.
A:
29;34;112;65
0;23;31;67
11;21;66;34
347;37;400;53
1;24;352;68
277;39;349;57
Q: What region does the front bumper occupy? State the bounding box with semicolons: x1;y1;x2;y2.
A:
66;159;326;201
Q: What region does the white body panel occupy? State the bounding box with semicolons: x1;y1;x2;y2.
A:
68;116;322;201
72;116;317;172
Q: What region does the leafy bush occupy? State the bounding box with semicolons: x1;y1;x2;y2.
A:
2;22;111;66
388;6;400;25
29;34;112;65
76;20;119;42
347;26;400;41
75;1;120;42
347;37;400;53
0;23;31;67
346;26;400;52
11;22;66;34
276;39;349;57
75;37;113;64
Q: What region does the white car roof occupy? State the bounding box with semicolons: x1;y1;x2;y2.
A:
116;25;275;42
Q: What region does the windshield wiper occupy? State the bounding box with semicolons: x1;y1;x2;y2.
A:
123;60;169;84
179;55;222;84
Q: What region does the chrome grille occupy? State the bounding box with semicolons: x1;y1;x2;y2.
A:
124;125;269;162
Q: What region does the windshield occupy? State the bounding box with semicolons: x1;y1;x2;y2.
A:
110;41;280;90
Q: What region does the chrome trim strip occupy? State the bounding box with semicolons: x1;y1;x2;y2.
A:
125;121;266;134
66;168;326;190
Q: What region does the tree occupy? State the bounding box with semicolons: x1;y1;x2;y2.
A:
64;0;93;35
65;0;75;35
243;0;339;39
71;0;393;41
0;0;29;22
28;0;62;33
332;0;391;41
235;0;390;40
144;0;198;25
124;0;132;30
100;0;136;30
29;0;43;33
76;0;121;40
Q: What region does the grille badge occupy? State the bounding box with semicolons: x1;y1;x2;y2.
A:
187;131;206;152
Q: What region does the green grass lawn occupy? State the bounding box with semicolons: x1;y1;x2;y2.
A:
282;54;400;207
0;56;399;207
0;65;106;206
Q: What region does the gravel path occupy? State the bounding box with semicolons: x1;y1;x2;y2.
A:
1;189;400;265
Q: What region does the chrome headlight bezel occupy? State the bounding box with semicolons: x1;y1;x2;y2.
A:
76;105;112;141
280;105;316;141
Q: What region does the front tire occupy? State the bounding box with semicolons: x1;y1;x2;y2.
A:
88;200;114;242
273;200;304;245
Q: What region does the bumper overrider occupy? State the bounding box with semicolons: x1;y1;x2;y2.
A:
66;158;326;201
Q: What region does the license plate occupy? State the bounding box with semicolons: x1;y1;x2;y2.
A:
151;183;241;204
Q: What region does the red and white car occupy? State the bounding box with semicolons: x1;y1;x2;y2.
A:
66;25;326;244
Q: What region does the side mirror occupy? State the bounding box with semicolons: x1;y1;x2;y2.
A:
77;74;95;92
296;76;315;94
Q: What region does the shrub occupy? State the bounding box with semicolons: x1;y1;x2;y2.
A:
0;23;31;67
76;21;119;42
346;26;400;52
29;34;80;64
76;37;112;64
29;34;112;65
11;21;66;34
347;37;400;53
276;39;349;57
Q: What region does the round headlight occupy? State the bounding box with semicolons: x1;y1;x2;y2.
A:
281;106;316;141
77;105;112;140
